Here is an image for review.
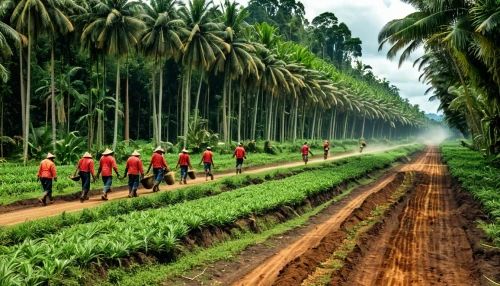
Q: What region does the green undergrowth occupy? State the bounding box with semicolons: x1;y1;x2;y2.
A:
0;145;423;285
441;142;500;246
0;156;358;246
0;142;361;205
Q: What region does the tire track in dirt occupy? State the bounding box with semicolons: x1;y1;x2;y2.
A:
345;147;477;286
0;144;412;226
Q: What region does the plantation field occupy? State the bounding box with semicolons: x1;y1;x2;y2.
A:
0;145;422;285
441;142;500;246
0;140;360;205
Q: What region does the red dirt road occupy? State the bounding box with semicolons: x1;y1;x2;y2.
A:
233;147;478;286
0;145;409;226
345;147;477;285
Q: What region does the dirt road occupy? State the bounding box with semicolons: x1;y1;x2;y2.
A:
345;147;476;285
0;144;408;226
231;146;478;286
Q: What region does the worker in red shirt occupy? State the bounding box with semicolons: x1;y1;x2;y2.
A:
199;146;214;181
37;153;57;206
96;148;120;201
146;146;168;193
300;142;313;164
360;140;367;153
122;150;144;197
176;149;192;184
232;143;246;174
75;152;96;203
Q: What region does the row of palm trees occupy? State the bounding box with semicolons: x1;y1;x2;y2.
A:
0;0;429;164
379;0;500;154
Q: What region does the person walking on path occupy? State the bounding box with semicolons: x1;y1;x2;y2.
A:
301;142;313;164
359;140;367;153
146;146;169;193
96;148;120;201
323;140;330;160
233;143;247;174
200;146;214;181
75;152;96;203
37;153;57;206
122;150;144;197
176;149;192;184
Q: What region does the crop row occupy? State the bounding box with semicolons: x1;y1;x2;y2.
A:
440;142;500;246
0;145;423;284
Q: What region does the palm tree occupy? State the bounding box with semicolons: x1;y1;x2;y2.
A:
0;0;23;83
214;0;261;143
179;0;228;148
140;0;187;144
81;0;145;151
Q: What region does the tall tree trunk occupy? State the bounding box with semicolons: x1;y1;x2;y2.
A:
152;62;158;145
237;77;243;143
293;97;298;142
343;113;349;139
112;58;120;151
311;105;317;140
252;87;260;140
23;17;31;166
125;56;130;142
267;94;273;140
361;111;366;139
222;74;228;144
51;37;56;150
158;58;163;143
137;92;141;140
194;72;203;127
1;100;3;158
228;80;233;143
183;66;192;149
19;45;25;137
301;106;305;140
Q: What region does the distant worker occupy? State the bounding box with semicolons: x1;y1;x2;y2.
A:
96;148;120;201
323;140;329;160
37;153;57;206
233;143;246;174
176;149;192;184
360;140;367;153
200;146;214;181
122;150;144;197
146;146;168;193
301;142;313;164
75;152;96;203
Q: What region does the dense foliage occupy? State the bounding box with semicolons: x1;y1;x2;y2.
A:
380;0;500;155
441;141;500;246
0;0;430;164
0;145;422;284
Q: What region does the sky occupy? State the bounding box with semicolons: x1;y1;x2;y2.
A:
182;0;440;114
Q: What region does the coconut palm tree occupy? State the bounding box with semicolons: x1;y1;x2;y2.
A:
140;0;187;144
81;0;145;151
178;0;228;148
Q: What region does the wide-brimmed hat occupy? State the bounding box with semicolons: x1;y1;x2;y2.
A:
46;152;56;159
83;152;93;158
181;149;188;153
132;150;140;156
238;142;242;146
206;146;211;150
102;148;113;155
154;146;165;153
325;140;328;143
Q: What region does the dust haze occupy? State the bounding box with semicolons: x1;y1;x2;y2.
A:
415;126;452;146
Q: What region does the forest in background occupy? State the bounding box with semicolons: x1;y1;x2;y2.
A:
0;0;432;164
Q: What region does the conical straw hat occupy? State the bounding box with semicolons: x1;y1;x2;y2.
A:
132;150;140;156
46;152;56;159
181;149;188;153
154;146;165;153
83;152;93;158
102;148;113;155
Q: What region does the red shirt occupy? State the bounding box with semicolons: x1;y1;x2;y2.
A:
301;145;309;155
324;142;329;148
233;147;246;159
78;158;95;176
38;159;57;179
202;151;213;163
126;156;144;175
99;155;118;176
178;153;190;166
150;153;168;169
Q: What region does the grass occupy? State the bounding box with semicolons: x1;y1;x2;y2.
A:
92;162;399;286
